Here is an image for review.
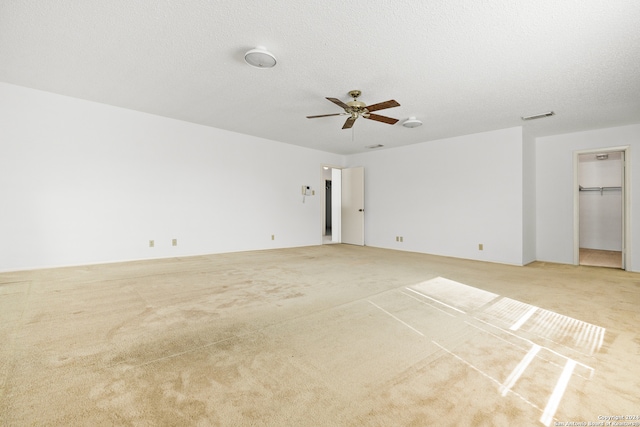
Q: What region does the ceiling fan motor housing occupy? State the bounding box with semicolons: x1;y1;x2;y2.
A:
346;100;367;113
346;90;367;115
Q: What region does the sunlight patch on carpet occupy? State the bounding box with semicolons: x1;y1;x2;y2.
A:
409;277;499;312
369;276;609;427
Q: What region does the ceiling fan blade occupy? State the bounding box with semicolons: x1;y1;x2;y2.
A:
326;97;350;109
342;117;356;129
364;113;399;125
306;113;347;119
365;99;400;112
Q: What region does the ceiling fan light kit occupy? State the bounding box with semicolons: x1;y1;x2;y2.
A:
306;90;400;130
402;116;422;128
244;46;277;68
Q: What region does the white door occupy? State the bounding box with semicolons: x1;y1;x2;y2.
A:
342;167;365;245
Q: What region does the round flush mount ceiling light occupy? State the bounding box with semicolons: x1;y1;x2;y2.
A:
402;116;422;128
244;46;277;68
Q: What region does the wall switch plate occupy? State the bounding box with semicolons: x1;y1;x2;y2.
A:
149;240;154;248
400;236;404;242
479;243;483;250
172;239;177;246
271;235;275;240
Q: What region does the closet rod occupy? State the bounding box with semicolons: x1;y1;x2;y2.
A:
578;185;622;195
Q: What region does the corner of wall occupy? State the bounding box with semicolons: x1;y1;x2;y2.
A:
522;128;537;265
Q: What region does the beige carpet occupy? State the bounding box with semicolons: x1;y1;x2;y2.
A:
579;248;623;269
1;245;638;426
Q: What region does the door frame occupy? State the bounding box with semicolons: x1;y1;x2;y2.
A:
321;164;343;244
573;146;631;269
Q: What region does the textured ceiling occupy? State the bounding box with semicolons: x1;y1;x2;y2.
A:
1;0;639;155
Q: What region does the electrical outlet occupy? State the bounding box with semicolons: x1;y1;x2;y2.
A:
271;234;275;240
172;239;177;246
396;236;399;242
149;240;154;248
400;236;404;242
479;243;483;251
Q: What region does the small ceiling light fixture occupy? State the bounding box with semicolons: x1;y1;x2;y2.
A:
521;111;555;120
244;46;277;68
596;153;609;160
402;116;423;128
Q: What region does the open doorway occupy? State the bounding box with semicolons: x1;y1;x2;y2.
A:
325;179;332;236
322;166;341;244
575;148;627;269
321;165;365;246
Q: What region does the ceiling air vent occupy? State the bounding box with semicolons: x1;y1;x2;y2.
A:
365;144;384;149
521;111;555;120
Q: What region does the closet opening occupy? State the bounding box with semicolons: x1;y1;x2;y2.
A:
574;148;628;269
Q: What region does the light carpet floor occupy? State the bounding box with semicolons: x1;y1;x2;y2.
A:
579;248;623;269
1;245;638;426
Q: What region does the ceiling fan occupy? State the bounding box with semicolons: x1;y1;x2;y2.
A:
306;90;400;129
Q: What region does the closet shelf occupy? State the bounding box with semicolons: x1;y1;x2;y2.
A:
579;185;622;195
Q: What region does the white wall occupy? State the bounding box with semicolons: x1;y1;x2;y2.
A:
4;82;638;272
0;83;343;271
347;127;525;265
578;154;623;251
536;124;640;272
